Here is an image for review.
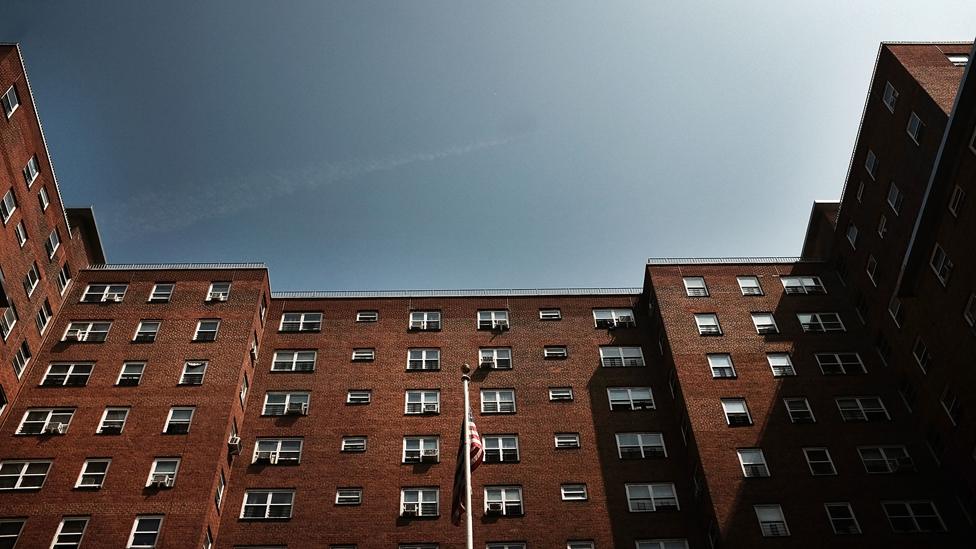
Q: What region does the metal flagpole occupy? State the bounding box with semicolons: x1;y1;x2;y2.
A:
462;364;474;549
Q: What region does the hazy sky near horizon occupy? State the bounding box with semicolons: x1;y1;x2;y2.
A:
2;1;974;290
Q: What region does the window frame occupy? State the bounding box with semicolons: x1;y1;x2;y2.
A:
802;447;837;476
721;398;752;426
483;434;519;463
754;504;790;537
694;313;722;335
616;432;667;459
41;362;94;387
737;276;763;296
405;390;440;415
240;490;295;520
271;350;317;372
407;348;441;371
148;283;174;303
356;310;379;322
400;487;439;517
51;516;89;549
607;386;655;410
783;397;815;423
163;406;195;434
484;485;524;516
75;459;111;489
836;396;889;422
193;319;220;342
279;311;323;332
0;459;52;490
625;483;679;512
737;448;770;478
825;502;862;535
477;310;510;330
480;389;516;414
682;277;708;297
881;500;946;533
117;362;146;386
133;320;161;343
97;407;130;434
408;310;441;331
402;436;440;463
262;392;310;416
599;346;645;368
179;361;208;385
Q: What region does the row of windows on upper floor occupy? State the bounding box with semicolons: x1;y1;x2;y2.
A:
681;275;826;297
692;311;846;335
0;188;60;254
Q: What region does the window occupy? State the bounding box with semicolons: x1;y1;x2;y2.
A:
76;459;110;488
948;53;970;66
17;408;73;434
14;220;26;247
241;490;294;519
336;488;363;505
33;299;52;335
751;313;778;334
803;448;836;476
42;227;59;259
544;346;568;359
548;387;574;402
567;543;594;549
616;433;666;459
797;312;844;333
539;308;562;320
1;305;18;341
215;471;225;509
815;352;864;375
836;397;889;422
126;518;164;549
886;182;904;214
56;263;71;294
407;348;440;370
11;340;30;377
272;350;316;372
0;460;51;489
600;346;645;367
737;276;763;295
478;310;510;330
51;516;89;548
966;293;976;328
405;390;439;414
133;321;160;342
554;433;581;449
0;519;24;548
39;186;50;210
856;180;864;202
706;354;735;378
63;321;111;342
485;486;523;515
846;223;858;248
147;458;180;487
912;337;932;373
784;398;815;423
0;190;16;224
347;390;371;405
765;353;795;377
877;214;888;239
626;483;679;512
864;149;878;179
561;484;587;501
117;362;145;386
484;435;519;462
164;407;194;434
97;407;129;434
80;284;129;303
403;436;439;463
940;386;962;425
721;398;752;426
866;255;879;286
193;319;219;342
608;387;655;410
948;185;965;217
737;448;769;478
179;361;208;385
823;503;861;535
341;436;367;452
930;243;953;286
694;313;721;335
400;487;439;517
481;389;516;413
356;310;378;322
755;505;790;537
479;348;512;369
882;501;945;533
20;263;40;298
262;392;309;416
1;85;19;118
636;541;689;549
279;312;322;332
487;544;525;549
409;311;441;330
42;363;94;386
21;157;41;189
858;446;913;473
882;81;898;112
252;438;303;465
682;277;708;297
206;282;230;302
148;283;174;303
906;111;924;144
780;276;827;295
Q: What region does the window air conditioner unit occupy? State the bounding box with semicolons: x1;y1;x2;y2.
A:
43;422;67;434
408;322;423;331
480;359;495;369
402;503;419;516
486;502;504;515
285;402;308;415
422;404;438;414
149;474;175;488
110;294;124;302
227;435;242;455
421;449;438;460
492;321;509;331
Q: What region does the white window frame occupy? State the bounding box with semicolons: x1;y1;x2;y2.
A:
554;433;581;449
548;387;574;401
356;310;379;322
81;284;128;303
802;447;837;476
483;435;519;463
755;504;790;537
607;387;655;410
721;398;752;426
737;276;763;296
635;541;689;549
56;263;71;295
751;312;778;334
825;502;862;535
907;112;923;144
478;310;510;330
1;85;19;118
858;446;913;473
117;362;146;386
133;320;160;342
599;346;645;368
929;243;953;286
403;436;439;463
193;319;220;342
694;313;721;335
682;277;708;297
341;436;367;452
41;362;94;387
407;348;440;371
179;361;208;385
882;501;945;533
346;390;371;405
784;397;815;423
400;487;439;517
887;183;904;214
737;448;770;478
479;347;512;369
815;353;865;375
560;484;588;501
14;220;27;247
405;390;440;414
707;354;735;379
51;516;89;548
797;312;845;333
484;485;524;515
616;432;666;459
543;346;568;359
39;186;50;210
766;353;795;377
97;407;129;434
279;312;322;332
0;519;24;547
22;156;40;187
539;308;562;320
206;282;231;302
335;487;363;505
625;483;679;512
882;81;898;112
272;350;317;372
0;459;52;489
1;305;18;342
148;283;174;302
253;438;304;464
481;389;516;414
16;408;74;435
63;321;111;342
781;276;826;295
409;310;441;330
163;407;195;434
262;392;310;416
76;459;110;489
864;149;878;179
240;490;295;520
836;396;889;422
146;458;180;487
0;189;16;224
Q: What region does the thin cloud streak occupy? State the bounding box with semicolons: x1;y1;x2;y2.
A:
110;136;517;234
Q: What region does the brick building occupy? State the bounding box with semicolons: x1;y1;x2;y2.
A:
0;40;974;549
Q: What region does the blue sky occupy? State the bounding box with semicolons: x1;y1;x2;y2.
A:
2;2;974;290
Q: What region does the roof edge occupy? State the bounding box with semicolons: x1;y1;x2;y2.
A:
647;257;823;266
272;288;642;299
85;262;267;271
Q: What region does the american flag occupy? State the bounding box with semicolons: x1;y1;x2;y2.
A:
451;404;483;526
